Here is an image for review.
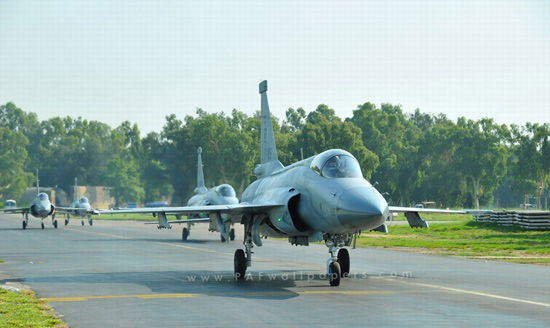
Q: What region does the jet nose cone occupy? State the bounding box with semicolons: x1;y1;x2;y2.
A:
336;186;389;229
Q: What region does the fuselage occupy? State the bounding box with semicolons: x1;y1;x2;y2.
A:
70;197;92;216
187;184;239;211
242;149;389;237
30;193;55;218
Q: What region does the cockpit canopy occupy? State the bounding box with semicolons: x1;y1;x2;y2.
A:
310;149;363;179
79;197;89;203
38;193;49;201
216;184;236;198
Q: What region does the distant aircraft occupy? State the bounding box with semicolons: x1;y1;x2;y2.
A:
63;178;94;226
99;81;476;286
148;146;239;242
2;172;91;229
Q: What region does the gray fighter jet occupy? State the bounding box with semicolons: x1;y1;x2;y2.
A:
63;178;94;226
99;81;475;286
2;172;88;229
148;146;239;242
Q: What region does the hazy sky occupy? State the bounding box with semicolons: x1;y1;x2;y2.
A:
1;0;549;134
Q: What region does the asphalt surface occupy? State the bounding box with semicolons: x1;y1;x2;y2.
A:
1;213;550;327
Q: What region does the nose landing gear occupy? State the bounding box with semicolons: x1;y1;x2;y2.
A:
325;234;353;286
234;218;254;280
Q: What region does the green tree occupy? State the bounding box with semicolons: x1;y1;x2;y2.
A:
105;158;144;206
454;118;509;209
0;127;33;200
349;102;421;204
296;105;379;179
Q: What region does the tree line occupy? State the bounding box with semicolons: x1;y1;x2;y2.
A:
1;101;548;209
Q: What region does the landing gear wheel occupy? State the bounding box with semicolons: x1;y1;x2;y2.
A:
88;219;93;226
182;228;189;241
64;219;69;225
41;222;45;229
337;248;350;278
81;220;84;226
53;220;58;229
22;220;27;230
221;235;226;242
234;249;247;280
229;228;235;241
328;261;341;286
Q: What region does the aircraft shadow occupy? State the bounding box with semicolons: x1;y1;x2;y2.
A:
73;238;226;244
0;270;343;300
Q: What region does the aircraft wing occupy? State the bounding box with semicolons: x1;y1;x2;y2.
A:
2;207;29;214
388;206;493;228
144;218;211;225
389;206;467;214
55;207;98;214
97;203;284;224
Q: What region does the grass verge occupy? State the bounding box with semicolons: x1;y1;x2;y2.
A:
0;288;66;328
358;214;550;265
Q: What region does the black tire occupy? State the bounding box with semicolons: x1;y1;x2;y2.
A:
22;221;27;230
329;261;341;286
89;219;93;226
41;222;45;230
81;220;84;226
229;228;235;241
182;228;189;241
234;249;247;280
64;219;69;226
338;248;350;278
53;220;58;229
221;235;226;242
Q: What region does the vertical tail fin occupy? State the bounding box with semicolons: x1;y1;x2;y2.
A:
259;80;278;164
36;169;39;195
74;177;78;202
195;147;207;193
255;80;283;176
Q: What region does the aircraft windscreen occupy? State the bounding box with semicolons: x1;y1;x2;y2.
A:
38;193;49;201
321;155;363;178
217;185;236;197
80;197;89;203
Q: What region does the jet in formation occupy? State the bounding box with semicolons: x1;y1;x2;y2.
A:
146;146;239;242
63;178;94;226
2;173;93;229
99;80;474;286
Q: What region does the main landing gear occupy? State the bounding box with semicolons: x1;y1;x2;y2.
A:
52;214;58;229
22;213;29;230
65;214;70;226
182;227;189;241
325;234;353;286
220;227;235;243
81;215;93;226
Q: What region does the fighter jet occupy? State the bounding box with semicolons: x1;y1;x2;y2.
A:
2;172;88;229
63;178;94;226
148;146;239;242
99;80;474;286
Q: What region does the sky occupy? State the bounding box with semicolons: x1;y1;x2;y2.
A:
0;0;549;134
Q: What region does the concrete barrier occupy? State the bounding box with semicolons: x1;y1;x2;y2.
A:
474;211;550;230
